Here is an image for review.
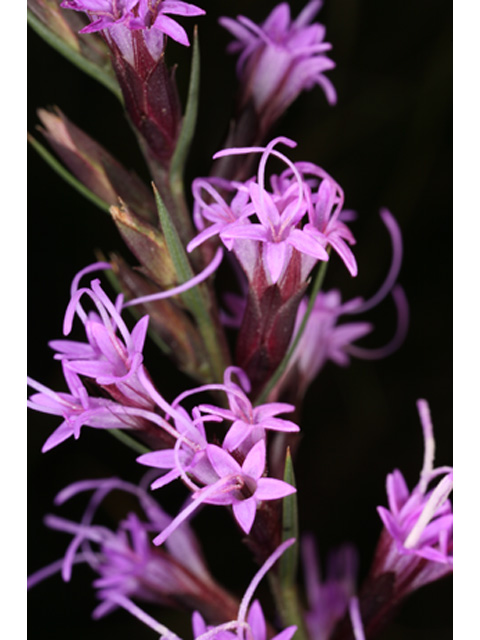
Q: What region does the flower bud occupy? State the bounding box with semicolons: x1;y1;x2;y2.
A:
37;107;157;223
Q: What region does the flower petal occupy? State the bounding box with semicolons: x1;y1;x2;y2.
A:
233;498;257;534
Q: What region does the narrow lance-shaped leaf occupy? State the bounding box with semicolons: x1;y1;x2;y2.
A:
280;448;299;587
170;27;201;192
267;447;309;640
153;185;229;382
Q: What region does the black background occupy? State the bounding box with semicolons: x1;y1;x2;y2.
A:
28;1;452;638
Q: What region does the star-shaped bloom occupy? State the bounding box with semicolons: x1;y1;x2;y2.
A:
187;177;253;253
198;366;299;454
136;404;210;490
220;180;329;284
27;364;142;452
190;138;347;286
153;439;296;545
304;174;357;276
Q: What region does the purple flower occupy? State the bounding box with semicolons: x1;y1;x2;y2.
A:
136;365;299;498
27;364;143;452
49;265;152;409
198;367;299;454
134;0;205;46
301;534;358;640
269;209;409;401
60;0;138;33
290;290;373;370
136;404;210;491
61;0;205;46
153;438;296;544
372;399;453;595
192;599;296;640
27;478;221;619
189;137;356;285
220;1;336;125
98;538;297;640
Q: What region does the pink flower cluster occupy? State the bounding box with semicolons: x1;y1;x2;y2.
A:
28;266;298;541
61;0;205;46
188;137;357;287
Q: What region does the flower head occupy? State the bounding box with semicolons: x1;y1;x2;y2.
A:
134;0;205;46
197;366;299;454
61;0;204;46
220;1;336;126
27;364;143;452
97;538;297;640
152;438;296;545
27;478;220;619
189;137;356;285
49;263;152;409
135;366;298;534
373;400;453;595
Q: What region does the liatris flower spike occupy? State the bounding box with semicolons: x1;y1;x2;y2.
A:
28;1;452;637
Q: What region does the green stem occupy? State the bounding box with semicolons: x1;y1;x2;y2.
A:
255;259;329;405
108;429;151;455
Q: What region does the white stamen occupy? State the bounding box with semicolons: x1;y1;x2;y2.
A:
404;472;453;549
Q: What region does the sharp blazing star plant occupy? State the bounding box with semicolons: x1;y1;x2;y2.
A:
28;1;452;638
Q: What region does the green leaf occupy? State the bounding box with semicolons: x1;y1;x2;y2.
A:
28;9;122;101
267;448;309;639
280;448;299;587
28;133;111;213
170;27;200;191
154;184;198;301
